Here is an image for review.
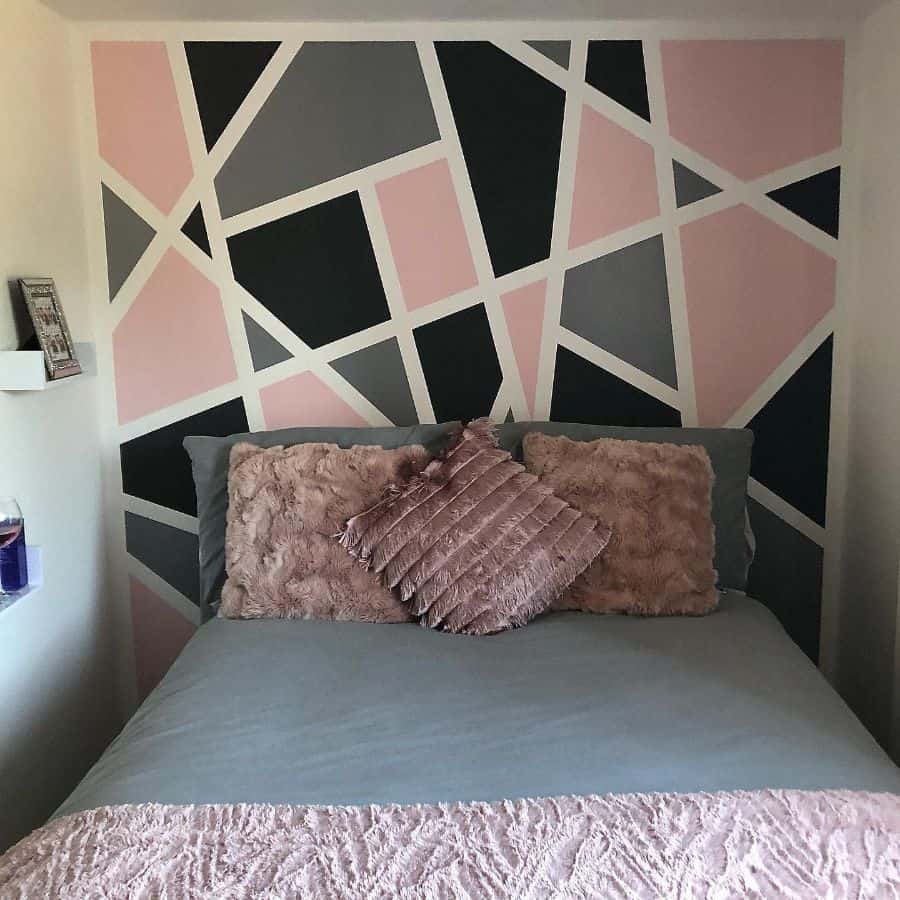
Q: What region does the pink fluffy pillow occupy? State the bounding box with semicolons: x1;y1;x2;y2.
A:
220;441;429;622
340;420;612;634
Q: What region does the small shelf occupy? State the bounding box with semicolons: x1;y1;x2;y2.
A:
0;343;95;391
0;546;43;615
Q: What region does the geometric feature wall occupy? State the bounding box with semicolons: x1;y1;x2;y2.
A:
89;35;844;697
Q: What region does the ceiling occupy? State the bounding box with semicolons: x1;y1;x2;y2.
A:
41;0;879;22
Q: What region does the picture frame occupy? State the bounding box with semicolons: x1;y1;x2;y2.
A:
18;277;81;380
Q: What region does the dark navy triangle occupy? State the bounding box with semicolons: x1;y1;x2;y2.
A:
767;168;840;238
748;337;832;526
185;41;280;150
181;204;211;257
672;160;721;207
585;40;650;122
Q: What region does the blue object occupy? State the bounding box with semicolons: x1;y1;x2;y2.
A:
0;527;28;592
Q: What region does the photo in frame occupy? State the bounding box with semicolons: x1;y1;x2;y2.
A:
18;278;81;380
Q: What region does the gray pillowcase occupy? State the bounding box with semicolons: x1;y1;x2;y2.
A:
497;422;754;593
184;423;461;618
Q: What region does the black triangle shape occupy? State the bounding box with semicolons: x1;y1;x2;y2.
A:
672;160;721;207
181;204;211;257
551;345;680;427
767;168;840;238
748;336;832;526
185;41;280;151
585;40;650;122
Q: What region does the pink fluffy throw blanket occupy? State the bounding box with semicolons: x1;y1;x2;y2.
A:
2;790;898;898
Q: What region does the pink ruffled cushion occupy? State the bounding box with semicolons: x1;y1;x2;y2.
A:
340;420;612;635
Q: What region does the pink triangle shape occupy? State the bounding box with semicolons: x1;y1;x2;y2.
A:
569;105;660;249
501;280;547;416
260;371;369;429
130;576;195;703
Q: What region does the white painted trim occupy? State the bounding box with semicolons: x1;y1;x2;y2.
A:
748;477;827;548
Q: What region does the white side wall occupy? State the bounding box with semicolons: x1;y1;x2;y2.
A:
0;0;120;852
838;0;900;753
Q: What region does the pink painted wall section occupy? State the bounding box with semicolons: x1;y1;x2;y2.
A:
130;576;195;703
501;280;547;416
91;42;194;214
260;371;369;429
569;105;660;249
661;40;844;181
681;204;836;425
113;249;237;424
376;159;478;310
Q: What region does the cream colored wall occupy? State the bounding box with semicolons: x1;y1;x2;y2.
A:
836;0;900;754
0;0;121;852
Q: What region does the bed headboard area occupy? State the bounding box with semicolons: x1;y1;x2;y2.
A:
82;32;844;698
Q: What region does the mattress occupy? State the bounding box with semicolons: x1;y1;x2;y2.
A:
58;592;900;818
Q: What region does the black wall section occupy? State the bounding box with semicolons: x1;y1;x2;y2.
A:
414;303;502;422
748;337;832;526
585;41;650;122
551;346;681;426
182;204;211;257
227;192;390;349
747;498;823;662
767;168;841;238
185;41;280;151
120;398;249;517
435;42;565;277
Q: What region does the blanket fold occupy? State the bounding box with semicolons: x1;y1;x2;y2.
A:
1;789;898;898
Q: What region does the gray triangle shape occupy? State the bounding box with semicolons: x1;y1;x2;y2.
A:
242;311;292;371
504;407;515;423
102;184;155;301
124;512;200;605
673;161;721;208
525;40;570;69
331;337;418;425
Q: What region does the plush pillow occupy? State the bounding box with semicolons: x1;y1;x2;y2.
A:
499;422;753;593
220;441;430;622
340;421;612;635
184;423;460;618
523;432;718;616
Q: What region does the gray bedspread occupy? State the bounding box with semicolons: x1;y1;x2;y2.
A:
58;593;900;818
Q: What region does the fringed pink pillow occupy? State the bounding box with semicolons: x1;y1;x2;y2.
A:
220;441;429;622
523;432;718;616
340;420;612;635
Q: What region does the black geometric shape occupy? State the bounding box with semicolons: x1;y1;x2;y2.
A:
227;192;390;350
767;168;840;239
120;398;249;517
747;497;823;662
435;42;565;277
585;40;650;122
504;407;515;424
672;160;721;208
181;203;211;257
185;41;280;151
525;40;570;69
748;337;832;526
414;303;503;422
550;345;681;427
124;512;201;605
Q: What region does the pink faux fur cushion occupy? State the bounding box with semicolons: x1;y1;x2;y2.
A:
220;442;430;622
523;433;718;616
340;420;612;635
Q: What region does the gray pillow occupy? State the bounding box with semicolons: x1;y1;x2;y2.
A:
184;423;461;618
497;422;754;593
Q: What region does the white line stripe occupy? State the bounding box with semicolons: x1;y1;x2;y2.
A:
748;478;827;548
123;496;199;535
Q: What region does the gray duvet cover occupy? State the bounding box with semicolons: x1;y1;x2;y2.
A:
58;593;900;818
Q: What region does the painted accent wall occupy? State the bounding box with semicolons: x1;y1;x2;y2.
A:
80;30;846;702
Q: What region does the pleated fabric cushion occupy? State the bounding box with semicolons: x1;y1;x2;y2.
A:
523;432;718;616
340;420;612;635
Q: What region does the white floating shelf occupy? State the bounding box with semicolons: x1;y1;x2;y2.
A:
0;546;43;615
0;343;95;391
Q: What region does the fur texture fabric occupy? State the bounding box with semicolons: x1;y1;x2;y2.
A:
524;432;718;616
3;790;899;898
340;420;612;635
220;441;429;622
